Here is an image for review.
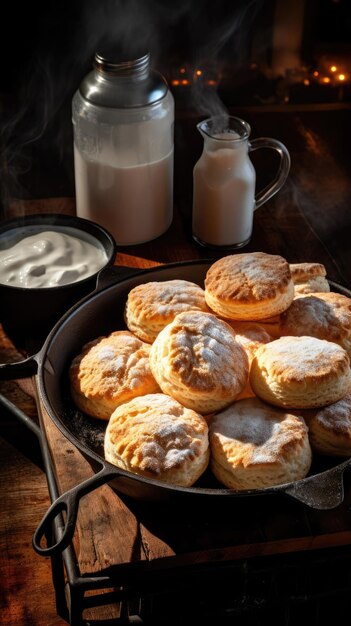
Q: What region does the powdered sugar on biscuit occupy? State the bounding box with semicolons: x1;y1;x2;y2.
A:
314;393;351;433
210;398;308;472
255;336;349;381
211;398;308;466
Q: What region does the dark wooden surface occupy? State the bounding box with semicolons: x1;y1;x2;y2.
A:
1;105;351;625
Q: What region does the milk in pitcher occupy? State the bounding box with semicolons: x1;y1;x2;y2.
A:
193;132;256;248
192;115;291;249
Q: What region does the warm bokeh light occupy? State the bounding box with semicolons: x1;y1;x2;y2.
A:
181;79;189;85
180;67;186;74
207;79;217;86
171;79;180;86
195;69;202;76
330;65;337;73
313;71;319;77
322;76;331;84
338;74;346;81
303;79;310;86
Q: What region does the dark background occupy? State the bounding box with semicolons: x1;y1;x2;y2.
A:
0;0;350;206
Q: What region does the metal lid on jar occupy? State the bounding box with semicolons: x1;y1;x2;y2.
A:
79;46;169;108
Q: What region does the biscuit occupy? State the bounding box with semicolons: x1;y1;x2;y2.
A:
308;392;351;457
280;292;351;357
289;262;330;296
149;310;249;414
104;393;210;486
251;315;281;339
229;323;272;399
209;397;312;490
204;252;294;320
250;336;351;409
69;331;160;420
124;279;209;343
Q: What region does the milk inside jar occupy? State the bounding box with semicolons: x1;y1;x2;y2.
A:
193;121;255;249
72;49;174;246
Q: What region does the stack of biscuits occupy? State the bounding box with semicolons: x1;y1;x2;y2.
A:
69;252;351;491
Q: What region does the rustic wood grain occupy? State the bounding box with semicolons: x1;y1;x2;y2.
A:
2;107;351;624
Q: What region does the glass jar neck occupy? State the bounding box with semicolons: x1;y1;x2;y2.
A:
79;49;169;108
94;51;150;79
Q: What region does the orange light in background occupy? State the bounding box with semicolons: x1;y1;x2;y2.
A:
195;69;202;77
181;79;189;86
322;76;331;83
313;71;319;77
207;80;217;86
338;74;346;81
180;67;186;74
303;79;310;86
171;79;180;86
330;65;337;72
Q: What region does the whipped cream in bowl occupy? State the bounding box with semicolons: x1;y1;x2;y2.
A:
0;214;116;347
0;228;109;288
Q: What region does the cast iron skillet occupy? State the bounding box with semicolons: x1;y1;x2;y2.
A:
1;260;351;557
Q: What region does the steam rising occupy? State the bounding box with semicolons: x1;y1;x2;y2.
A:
0;0;264;216
188;0;263;117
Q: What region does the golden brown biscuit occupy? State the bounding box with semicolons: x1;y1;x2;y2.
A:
69;331;160;420
280;292;351;357
250;336;351;409
209;397;312;490
308;392;351;457
252;315;282;339
104;393;209;486
204;252;294;320
230;322;272;350
124;279;209;343
149;311;249;414
229;323;272;399
289;262;330;296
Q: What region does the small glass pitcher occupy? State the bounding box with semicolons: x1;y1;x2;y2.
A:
192;115;291;249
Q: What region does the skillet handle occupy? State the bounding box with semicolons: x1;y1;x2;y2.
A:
282;464;347;510
32;465;119;556
0;354;39;380
95;265;143;291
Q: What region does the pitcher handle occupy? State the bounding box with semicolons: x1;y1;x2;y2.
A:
249;137;291;210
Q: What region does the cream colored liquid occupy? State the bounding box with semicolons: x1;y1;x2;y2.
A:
0;228;108;288
192;141;256;247
74;147;174;246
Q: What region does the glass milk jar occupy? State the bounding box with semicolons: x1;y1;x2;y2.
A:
192;116;290;249
72;50;174;246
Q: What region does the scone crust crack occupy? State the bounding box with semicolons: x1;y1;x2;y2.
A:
105;394;209;485
124;279;209;342
165;313;244;391
150;311;249;413
289;262;327;281
127;280;207;321
211;413;308;468
250;336;351;409
311;393;351;438
71;332;154;400
205;252;292;303
209;398;311;489
280;292;351;345
253;336;350;384
69;331;159;418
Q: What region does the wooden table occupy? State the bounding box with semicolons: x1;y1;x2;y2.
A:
2;105;351;625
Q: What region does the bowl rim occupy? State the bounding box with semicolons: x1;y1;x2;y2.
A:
0;213;117;292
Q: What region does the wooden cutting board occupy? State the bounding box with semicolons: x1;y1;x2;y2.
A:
35;381;351;581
